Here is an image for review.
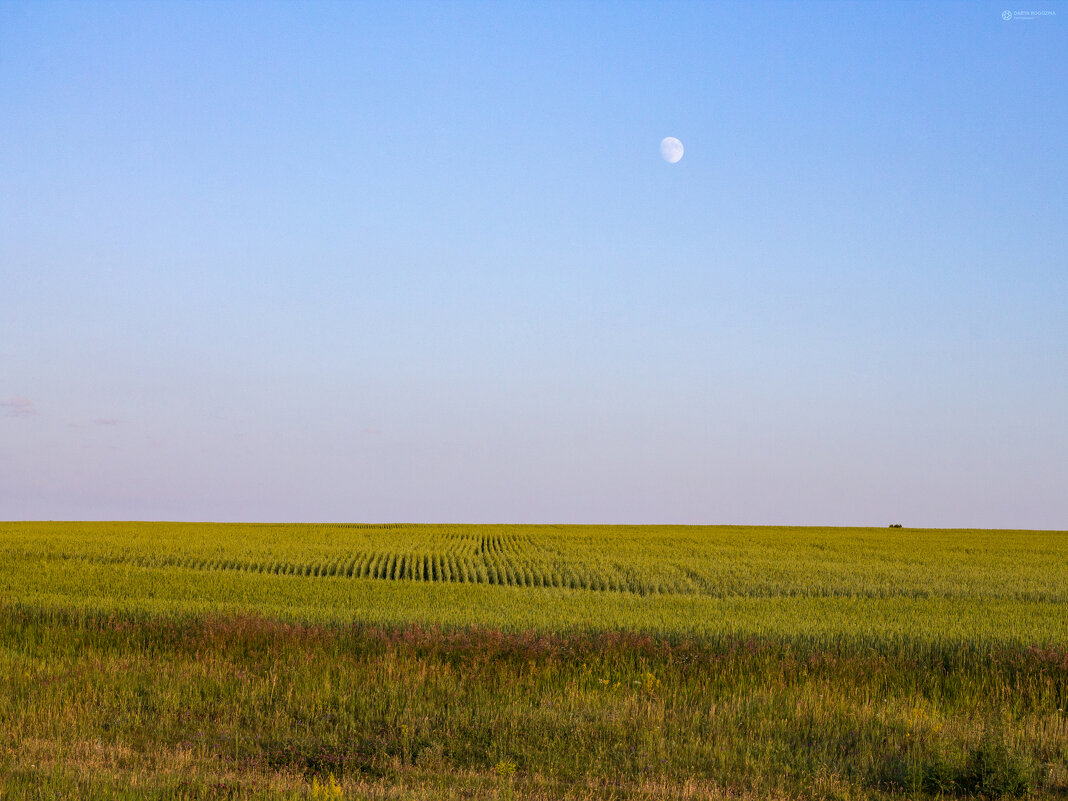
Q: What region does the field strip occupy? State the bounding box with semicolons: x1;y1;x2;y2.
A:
1;522;1065;645
3;560;1066;646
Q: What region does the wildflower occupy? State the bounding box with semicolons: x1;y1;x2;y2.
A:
311;773;343;800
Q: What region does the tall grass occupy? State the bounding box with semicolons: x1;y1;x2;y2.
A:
1;607;1066;799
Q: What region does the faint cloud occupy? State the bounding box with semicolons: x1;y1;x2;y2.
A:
66;416;121;428
1;396;36;418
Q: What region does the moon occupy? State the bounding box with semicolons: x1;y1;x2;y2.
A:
660;137;684;163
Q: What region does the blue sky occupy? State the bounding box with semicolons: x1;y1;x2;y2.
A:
1;1;1065;526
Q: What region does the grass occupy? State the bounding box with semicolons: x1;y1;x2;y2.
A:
1;522;1066;798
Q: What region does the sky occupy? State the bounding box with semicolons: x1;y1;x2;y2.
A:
1;1;1065;527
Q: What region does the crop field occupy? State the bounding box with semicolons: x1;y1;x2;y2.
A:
3;522;1067;642
6;522;1067;601
2;522;1066;799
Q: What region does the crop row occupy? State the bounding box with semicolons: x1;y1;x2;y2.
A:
65;550;667;593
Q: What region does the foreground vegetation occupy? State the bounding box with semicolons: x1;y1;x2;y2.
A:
3;608;1066;800
1;523;1065;798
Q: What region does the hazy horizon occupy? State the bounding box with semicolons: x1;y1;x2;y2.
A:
2;1;1065;528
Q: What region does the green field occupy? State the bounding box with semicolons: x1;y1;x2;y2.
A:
2;523;1066;799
